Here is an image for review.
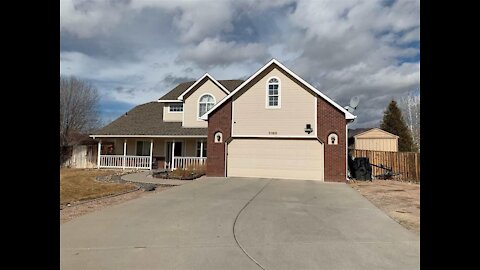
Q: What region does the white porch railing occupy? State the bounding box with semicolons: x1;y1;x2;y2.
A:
99;155;151;169
172;157;207;170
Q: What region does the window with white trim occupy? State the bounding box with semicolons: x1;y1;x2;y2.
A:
196;140;207;157
198;94;215;117
169;104;183;112
267;78;280;107
136;141;150;156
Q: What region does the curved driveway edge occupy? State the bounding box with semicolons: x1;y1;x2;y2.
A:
121;170;200;186
61;177;419;270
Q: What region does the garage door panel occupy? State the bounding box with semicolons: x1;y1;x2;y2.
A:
227;139;324;181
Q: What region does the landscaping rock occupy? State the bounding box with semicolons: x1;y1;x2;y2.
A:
142;184;157;192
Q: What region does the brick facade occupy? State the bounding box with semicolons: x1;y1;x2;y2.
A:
206;100;232;176
206;63;348;181
317;97;347;182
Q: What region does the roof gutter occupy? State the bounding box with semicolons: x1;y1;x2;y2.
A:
157;100;182;102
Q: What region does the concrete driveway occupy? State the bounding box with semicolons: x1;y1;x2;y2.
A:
60;177;419;270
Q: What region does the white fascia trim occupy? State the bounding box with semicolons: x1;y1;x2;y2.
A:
90;135;207;138
178;73;230;101
345;123;349;181
157;100;183;102
201;58;356;120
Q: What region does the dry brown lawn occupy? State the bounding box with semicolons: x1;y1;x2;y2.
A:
60;168;137;205
349;180;420;235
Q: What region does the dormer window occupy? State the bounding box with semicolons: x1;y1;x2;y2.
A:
198;94;215;118
169;104;183;112
266;77;281;108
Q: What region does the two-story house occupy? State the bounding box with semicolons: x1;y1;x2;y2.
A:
91;59;356;182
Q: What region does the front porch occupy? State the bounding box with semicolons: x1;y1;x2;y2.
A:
94;137;207;170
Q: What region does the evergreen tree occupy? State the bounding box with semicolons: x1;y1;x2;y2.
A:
380;100;416;152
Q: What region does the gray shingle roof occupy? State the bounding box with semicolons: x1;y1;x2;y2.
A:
158;81;195;101
158;79;244;100
93;79;244;136
348;128;374;138
92;102;207;136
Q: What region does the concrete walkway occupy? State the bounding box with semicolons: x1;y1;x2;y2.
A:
61;177;419;270
121;170;198;186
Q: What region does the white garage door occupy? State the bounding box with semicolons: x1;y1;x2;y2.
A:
227;139;324;181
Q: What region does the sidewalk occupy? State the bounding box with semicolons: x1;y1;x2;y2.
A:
121;170;201;186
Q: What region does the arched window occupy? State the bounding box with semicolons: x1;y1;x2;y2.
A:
266;77;280;108
214;132;223;143
198;94;215;118
328;133;338;145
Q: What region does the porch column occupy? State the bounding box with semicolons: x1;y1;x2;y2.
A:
123;139;127;170
200;141;204;158
172;140;176;169
149;139;153;170
97;139;102;169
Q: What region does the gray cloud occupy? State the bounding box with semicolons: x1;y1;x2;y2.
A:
60;0;419;127
176;38;271;68
163;74;196;85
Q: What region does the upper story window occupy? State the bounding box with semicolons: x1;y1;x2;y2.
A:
198;94;215;118
169;104;183;112
266;77;280;108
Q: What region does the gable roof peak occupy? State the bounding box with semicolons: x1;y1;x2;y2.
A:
178;72;230;101
201;58;356;120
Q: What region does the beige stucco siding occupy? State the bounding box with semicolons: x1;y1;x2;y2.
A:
227;139;324;181
183;79;227;128
114;139;122;155
112;138;166;156
152;139;165;156
232;67;316;137
163;105;183;122
354;138;398;152
184;139;197;156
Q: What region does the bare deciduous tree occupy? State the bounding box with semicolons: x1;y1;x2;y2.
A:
400;90;420;151
60;75;100;162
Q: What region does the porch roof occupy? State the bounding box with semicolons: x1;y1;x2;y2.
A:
158;79;244;100
91;102;207;137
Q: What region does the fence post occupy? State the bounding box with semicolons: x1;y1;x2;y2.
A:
123;139;127;170
97;140;102;169
149;139;153;170
415;153;419;181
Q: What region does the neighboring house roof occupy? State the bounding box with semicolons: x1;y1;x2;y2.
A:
91;102;207;137
348;128;372;138
158;78;244;101
201;58;356;120
353;128;399;138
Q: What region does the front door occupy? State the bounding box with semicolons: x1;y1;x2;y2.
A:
166;141;183;169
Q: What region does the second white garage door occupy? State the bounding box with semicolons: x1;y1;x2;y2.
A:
227;139;324;181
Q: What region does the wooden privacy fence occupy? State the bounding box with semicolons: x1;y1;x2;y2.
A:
352;150;420;182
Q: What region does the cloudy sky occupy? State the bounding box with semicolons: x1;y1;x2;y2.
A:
60;0;419;128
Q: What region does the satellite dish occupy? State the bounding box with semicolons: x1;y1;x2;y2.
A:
349;96;360;108
345;96;360;114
